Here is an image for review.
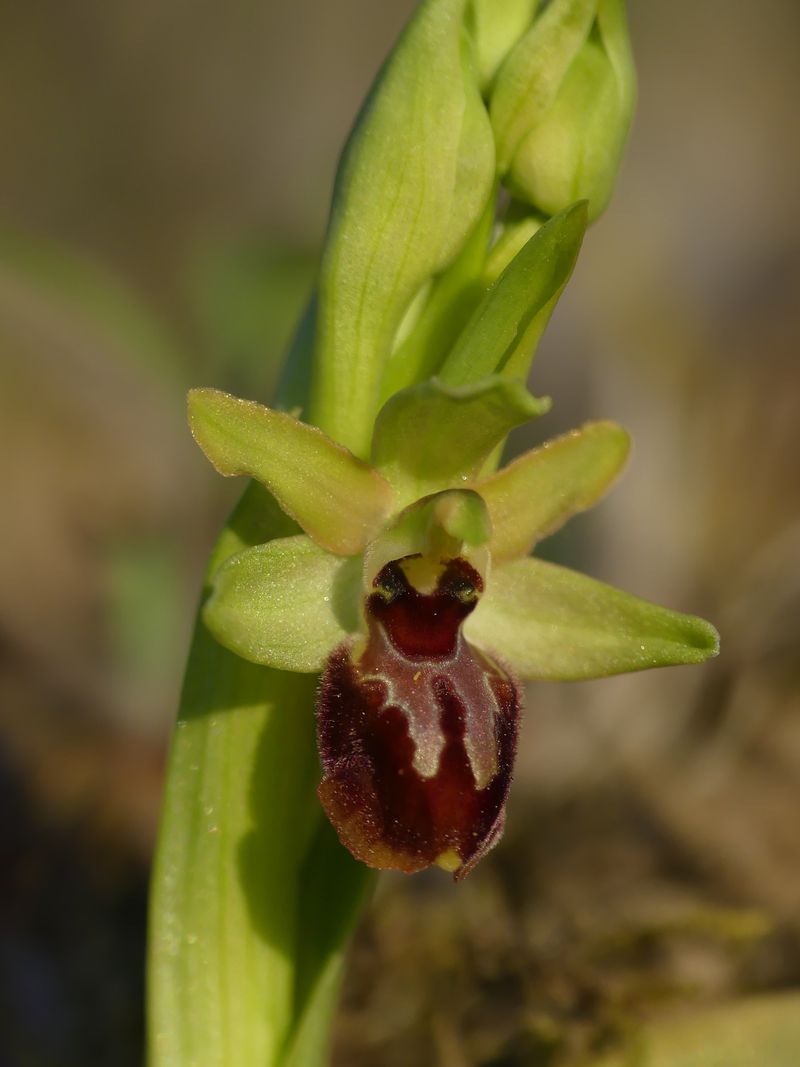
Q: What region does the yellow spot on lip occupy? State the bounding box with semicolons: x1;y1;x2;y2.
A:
435;848;462;873
412;670;421;683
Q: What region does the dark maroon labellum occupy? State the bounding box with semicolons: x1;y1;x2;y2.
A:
316;556;521;880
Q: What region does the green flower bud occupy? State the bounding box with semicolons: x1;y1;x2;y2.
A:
490;0;635;221
309;0;495;459
466;0;539;90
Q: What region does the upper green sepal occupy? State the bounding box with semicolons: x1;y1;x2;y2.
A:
371;375;549;502
188;388;395;556
203;535;361;673
438;202;587;387
466;557;719;680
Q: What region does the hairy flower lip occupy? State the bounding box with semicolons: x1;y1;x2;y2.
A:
315;553;520;879
317;650;521;880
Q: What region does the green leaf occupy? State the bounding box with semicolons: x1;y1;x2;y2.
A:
148;631;321;1067
371;375;549;502
490;0;597;173
476;420;629;562
188;387;394;556
280;821;376;1066
589;993;800;1067
148;483;371;1067
204;536;362;673
308;0;495;457
437;202;587;387
466;557;719;680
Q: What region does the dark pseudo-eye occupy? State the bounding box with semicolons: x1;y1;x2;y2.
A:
316;556;521;880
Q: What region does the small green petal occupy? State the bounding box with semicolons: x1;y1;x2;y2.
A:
476;420;630;562
466;557;720;680
203;536;362;673
188;388;394;556
363;489;491;591
371;375;549;503
437;202;587;387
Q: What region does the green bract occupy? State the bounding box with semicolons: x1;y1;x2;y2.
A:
309;0;495;458
438;202;587;385
192;384;718;682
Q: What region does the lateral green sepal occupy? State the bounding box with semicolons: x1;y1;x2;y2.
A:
475;420;630;562
188;388;394;556
437;202;587;386
203;536;361;673
371;375;549;502
465;557;720;680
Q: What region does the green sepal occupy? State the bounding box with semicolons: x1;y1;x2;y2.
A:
371;375;549;502
437;201;587;387
508;0;636;220
188;387;394;556
363;489;491;591
490;0;598;173
203;535;361;673
308;0;495;457
476;420;630;562
466;557;720;680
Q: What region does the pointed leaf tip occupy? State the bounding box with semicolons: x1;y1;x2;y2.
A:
438;201;588;387
188;388;395;556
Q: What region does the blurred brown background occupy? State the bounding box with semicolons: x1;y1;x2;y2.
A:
1;1;799;1064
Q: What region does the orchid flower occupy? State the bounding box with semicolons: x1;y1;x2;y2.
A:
188;378;717;880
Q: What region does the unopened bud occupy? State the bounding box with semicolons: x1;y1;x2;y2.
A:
490;0;635;221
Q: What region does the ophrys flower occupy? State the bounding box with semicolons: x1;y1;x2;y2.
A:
188;378;718;879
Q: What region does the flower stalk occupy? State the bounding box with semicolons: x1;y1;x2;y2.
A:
147;2;717;1064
